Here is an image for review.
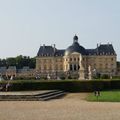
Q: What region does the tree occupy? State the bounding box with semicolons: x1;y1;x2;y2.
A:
0;55;36;69
117;61;120;67
6;57;16;67
1;59;7;67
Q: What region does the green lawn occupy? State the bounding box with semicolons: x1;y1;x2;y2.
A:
87;90;120;102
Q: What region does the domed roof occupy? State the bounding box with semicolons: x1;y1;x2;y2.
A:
65;35;86;56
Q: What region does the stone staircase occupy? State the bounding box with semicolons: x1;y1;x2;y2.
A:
34;90;66;101
0;90;66;101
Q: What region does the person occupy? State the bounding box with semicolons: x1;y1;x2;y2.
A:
0;85;3;91
98;91;100;96
5;82;11;92
94;91;100;97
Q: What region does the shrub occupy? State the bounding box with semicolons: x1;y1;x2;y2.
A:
0;79;120;92
101;74;110;79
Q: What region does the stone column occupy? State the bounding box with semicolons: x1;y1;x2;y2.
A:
76;64;78;71
41;60;44;73
67;64;69;71
72;64;74;71
52;58;55;72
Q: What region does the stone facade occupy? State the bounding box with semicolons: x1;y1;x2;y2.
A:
6;66;17;77
36;35;117;79
17;67;35;78
0;66;35;79
0;35;117;79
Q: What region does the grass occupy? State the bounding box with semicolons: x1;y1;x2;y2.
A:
87;90;120;102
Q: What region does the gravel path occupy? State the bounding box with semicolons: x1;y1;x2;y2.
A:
0;93;120;120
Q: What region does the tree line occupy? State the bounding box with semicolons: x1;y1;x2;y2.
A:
0;55;36;69
117;61;120;67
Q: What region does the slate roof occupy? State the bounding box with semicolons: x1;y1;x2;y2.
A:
97;44;116;55
37;45;65;57
86;44;116;55
37;44;116;57
7;66;16;71
65;42;86;56
86;49;97;55
8;66;16;69
0;67;7;74
54;50;65;56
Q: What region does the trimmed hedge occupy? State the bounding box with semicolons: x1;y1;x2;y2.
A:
0;79;120;92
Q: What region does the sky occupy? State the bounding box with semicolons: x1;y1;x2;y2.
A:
0;0;120;60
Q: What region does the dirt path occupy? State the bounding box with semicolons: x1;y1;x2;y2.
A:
0;93;120;120
65;93;89;100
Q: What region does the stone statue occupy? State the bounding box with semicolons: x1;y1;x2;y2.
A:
79;55;85;80
10;75;13;80
47;74;51;80
88;65;92;80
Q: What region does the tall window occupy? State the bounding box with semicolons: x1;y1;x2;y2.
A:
74;64;76;71
111;58;114;61
70;64;72;71
78;65;80;70
60;65;63;70
44;65;46;70
49;65;52;70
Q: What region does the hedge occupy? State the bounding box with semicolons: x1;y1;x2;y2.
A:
0;79;120;92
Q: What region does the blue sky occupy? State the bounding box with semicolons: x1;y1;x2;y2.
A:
0;0;120;60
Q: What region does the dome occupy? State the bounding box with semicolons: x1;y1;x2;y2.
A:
65;35;86;56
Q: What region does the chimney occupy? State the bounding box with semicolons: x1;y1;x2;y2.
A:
53;44;56;53
43;44;45;48
97;43;99;54
97;43;99;48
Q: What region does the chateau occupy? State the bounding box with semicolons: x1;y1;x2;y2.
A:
36;35;117;79
0;35;117;79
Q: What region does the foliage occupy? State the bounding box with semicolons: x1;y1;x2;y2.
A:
101;74;110;79
0;55;36;69
0;79;120;92
112;76;120;79
117;61;120;67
